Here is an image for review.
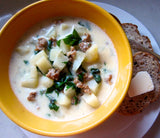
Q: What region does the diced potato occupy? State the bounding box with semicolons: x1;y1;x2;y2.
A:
64;86;75;98
36;56;52;74
21;65;38;88
53;51;69;70
16;46;30;55
60;40;70;54
72;51;86;72
84;44;99;63
60;23;69;30
57;93;71;106
87;79;99;95
30;65;38;79
58;24;72;37
21;77;38;88
49;47;62;61
82;93;100;108
75;25;88;36
45;26;57;38
30;50;48;65
40;76;54;88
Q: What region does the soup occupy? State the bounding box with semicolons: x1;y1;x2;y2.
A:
9;17;118;121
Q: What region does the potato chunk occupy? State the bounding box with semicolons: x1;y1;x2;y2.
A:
87;79;99;95
36;56;52;74
64;86;75;98
84;44;99;63
72;51;86;72
16;45;30;55
49;47;62;61
45;26;57;39
40;76;54;88
82;93;100;108
21;78;38;88
30;50;48;65
21;66;38;88
60;40;70;54
53;51;69;70
57;93;71;106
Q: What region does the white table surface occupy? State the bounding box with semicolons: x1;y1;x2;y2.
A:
0;0;160;138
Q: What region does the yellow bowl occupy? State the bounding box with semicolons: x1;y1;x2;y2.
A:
0;0;132;136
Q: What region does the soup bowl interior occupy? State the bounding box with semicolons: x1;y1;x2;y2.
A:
0;0;132;136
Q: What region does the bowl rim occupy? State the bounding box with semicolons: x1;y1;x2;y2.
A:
0;0;132;136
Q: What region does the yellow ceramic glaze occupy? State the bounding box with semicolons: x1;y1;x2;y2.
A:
0;0;132;136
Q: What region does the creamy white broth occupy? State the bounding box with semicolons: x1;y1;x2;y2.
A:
9;17;118;121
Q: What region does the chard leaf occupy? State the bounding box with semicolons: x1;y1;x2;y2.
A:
59;29;81;46
57;40;61;46
90;68;101;83
49;99;59;111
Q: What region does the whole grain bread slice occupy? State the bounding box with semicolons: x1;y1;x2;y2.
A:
118;51;160;115
122;23;153;54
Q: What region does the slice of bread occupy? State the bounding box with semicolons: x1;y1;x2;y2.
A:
118;52;160;115
122;23;153;54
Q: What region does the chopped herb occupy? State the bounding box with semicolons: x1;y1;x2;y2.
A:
47;40;52;51
46;85;55;94
78;72;84;82
39;90;46;95
46;113;51;117
57;40;61;46
23;60;29;65
66;82;76;90
49;99;59;111
54;81;65;91
72;96;79;105
90;68;101;83
104;61;106;65
103;68;107;72
34;50;40;55
78;21;91;30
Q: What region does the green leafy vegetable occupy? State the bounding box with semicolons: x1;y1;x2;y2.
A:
54;81;65;91
66;82;76;90
46;85;55;94
46;113;51;117
47;40;52;51
49;99;59;111
78;72;84;82
57;40;61;47
23;60;29;65
39;89;46;95
58;29;81;46
78;21;91;30
90;68;101;83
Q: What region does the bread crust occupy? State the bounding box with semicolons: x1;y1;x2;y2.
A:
118;52;160;115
